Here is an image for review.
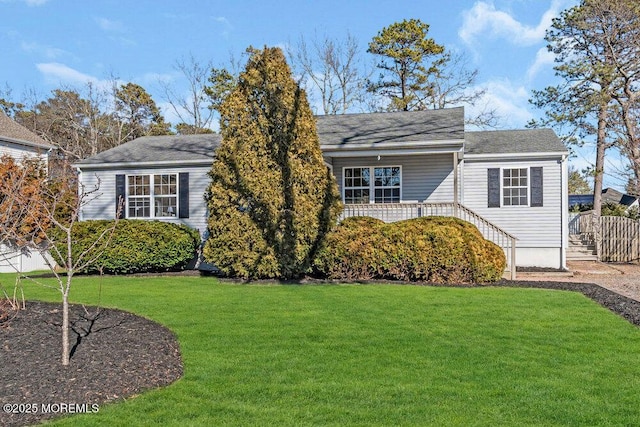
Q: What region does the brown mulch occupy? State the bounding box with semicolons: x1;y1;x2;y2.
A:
2;278;640;427
0;301;183;427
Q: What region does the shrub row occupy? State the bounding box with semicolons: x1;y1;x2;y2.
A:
314;216;506;283
51;220;201;274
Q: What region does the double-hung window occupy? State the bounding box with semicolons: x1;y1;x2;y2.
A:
344;167;370;204
343;166;401;204
502;168;528;206
127;174;178;218
488;167;543;208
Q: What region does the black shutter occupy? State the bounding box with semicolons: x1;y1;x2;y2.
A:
179;172;189;218
530;167;543;207
488;168;500;208
115;174;126;219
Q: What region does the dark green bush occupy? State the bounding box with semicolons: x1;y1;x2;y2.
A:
314;216;506;284
52;220;201;274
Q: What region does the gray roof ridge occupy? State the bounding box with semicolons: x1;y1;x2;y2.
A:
315;106;464;119
465;127;555;134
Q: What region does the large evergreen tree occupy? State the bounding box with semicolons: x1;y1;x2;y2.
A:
112;82;171;142
204;47;342;279
367;19;445;112
530;0;640;215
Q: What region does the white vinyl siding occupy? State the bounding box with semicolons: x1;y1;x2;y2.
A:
78;166;210;235
0;141;48;163
463;159;563;249
333;154;455;203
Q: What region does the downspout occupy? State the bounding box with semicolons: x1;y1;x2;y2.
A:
560;154;568;270
453;152;459;203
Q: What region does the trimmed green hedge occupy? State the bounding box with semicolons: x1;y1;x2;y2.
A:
51;220;201;274
314;216;506;283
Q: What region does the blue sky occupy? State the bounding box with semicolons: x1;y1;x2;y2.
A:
2;0;627;190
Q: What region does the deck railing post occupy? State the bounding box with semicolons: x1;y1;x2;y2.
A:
510;237;517;280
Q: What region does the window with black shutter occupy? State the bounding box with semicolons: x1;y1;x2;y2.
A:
487;168;500;208
530;167;543;207
117;173;189;219
487;167;544;208
179;172;189;218
115;174;126;219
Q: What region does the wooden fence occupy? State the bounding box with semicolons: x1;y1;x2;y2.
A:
573;212;640;262
599;216;640;262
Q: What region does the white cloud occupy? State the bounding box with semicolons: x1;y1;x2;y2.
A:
93;17;135;47
213;16;233;39
467;78;533;129
36;63;113;91
20;41;69;60
140;72;175;86
459;1;564;47
526;47;556;81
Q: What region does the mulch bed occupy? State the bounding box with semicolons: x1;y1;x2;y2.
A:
1;302;183;427
1;279;640;427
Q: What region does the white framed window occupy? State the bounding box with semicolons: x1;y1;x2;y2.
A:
344;167;370;204
343;166;401;204
127;173;178;218
502;168;528;206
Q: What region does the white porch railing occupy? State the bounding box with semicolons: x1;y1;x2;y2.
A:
339;202;517;280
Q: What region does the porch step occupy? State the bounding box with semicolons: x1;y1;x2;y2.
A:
567;234;598;261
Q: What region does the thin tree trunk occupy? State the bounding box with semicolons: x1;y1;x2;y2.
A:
592;103;609;261
62;291;69;366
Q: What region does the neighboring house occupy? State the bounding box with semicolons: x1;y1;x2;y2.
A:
75;107;569;276
569;188;639;211
0;111;54;273
0;111;51;162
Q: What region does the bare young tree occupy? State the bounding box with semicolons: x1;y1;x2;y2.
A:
0;155;119;365
424;52;500;128
14;83;110;161
160;54;216;133
289;32;369;114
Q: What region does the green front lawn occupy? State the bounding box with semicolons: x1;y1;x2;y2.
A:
7;274;640;426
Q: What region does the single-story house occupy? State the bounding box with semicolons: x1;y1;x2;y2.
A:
75;107;569;277
0;111;54;273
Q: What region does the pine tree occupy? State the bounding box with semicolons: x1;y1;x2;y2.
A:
204;47;342;279
367;19;445;111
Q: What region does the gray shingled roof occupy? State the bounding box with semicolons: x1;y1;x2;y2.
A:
76;109;567;167
569;188;639;208
76;133;221;165
0;111;52;149
317;107;464;146
465;128;567;155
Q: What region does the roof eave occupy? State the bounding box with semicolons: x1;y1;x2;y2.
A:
464;151;568;160
321;138;464;153
0;135;54;151
74;158;214;170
